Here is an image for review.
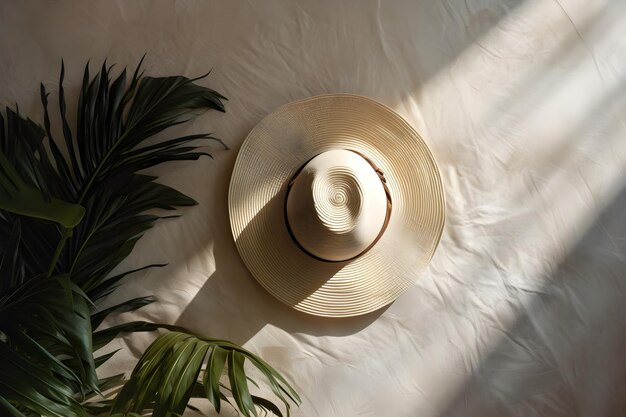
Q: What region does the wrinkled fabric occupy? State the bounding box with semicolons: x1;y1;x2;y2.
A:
2;1;626;416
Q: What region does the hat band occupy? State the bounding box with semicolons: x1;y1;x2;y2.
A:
284;150;393;263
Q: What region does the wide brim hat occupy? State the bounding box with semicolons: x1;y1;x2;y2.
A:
229;94;445;317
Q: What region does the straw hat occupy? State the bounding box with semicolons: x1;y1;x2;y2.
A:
228;94;445;317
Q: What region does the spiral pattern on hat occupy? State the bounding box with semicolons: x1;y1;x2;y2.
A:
312;167;362;234
285;149;389;262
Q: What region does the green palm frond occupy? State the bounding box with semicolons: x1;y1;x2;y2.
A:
109;332;301;417
39;59;226;293
0;148;84;228
0;111;86;285
0;59;300;417
0;274;95;417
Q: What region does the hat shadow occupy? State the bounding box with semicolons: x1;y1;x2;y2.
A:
236;188;356;304
175;175;389;345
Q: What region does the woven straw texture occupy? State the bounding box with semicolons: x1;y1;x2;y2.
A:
229;94;445;317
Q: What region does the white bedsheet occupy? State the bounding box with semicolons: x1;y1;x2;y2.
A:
2;1;626;416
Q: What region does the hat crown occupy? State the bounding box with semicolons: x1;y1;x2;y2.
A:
285;149;388;262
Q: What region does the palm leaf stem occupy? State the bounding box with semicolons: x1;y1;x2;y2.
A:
47;227;70;277
46;126;133;278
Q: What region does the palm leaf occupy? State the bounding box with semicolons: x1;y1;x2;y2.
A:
0;59;300;417
204;346;228;412
108;332;301;417
90;296;156;330
0;344;86;417
229;350;257;416
0;149;84;228
0;110;85;286
38;60;226;293
1;58;227;327
0;274;96;416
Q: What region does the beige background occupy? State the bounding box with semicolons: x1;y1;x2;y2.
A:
2;1;626;416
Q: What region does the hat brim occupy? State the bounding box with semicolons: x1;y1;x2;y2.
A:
228;94;445;317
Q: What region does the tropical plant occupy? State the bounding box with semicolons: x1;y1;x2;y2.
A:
0;59;300;417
